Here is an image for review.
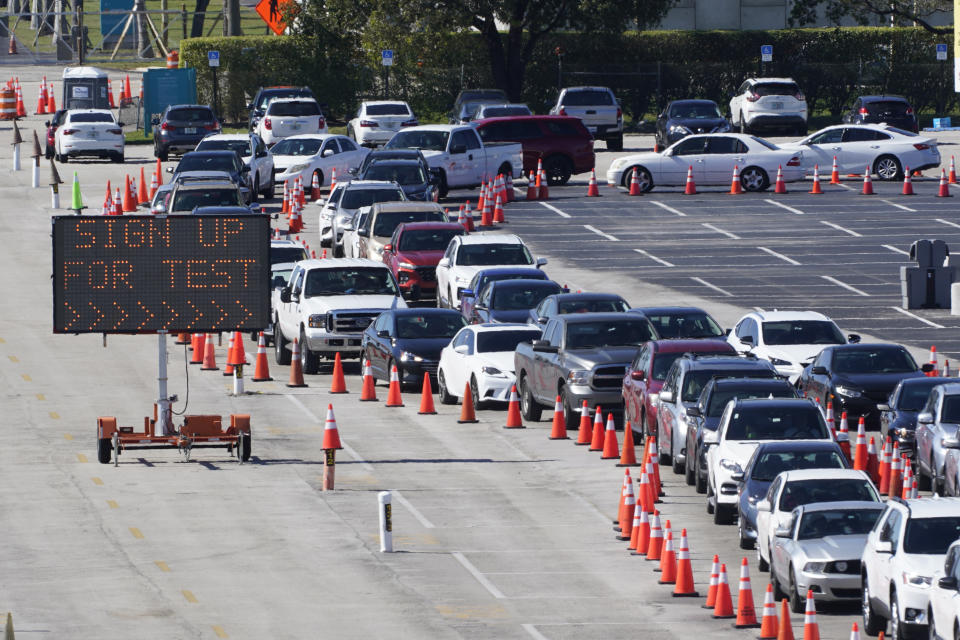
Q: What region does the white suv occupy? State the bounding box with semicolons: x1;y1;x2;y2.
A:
929;539;960;640
729;78;808;136
861;497;960;639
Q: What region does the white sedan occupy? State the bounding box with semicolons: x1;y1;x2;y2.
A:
255;98;328;146
195;133;275;199
437;324;543;409
55;109;124;162
272;134;368;190
606;133;804;192
348;101;418;147
779;124;941;180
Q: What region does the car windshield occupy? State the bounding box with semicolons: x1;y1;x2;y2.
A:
271;138;323;156
340;188;404;210
797;509;882;540
753;83;800;97
669;103;722;119
492;283;561;311
268;101;320;116
167;108;213;122
257;90;310;109
903;517;960;554
725;406;827;440
751;449;847;481
177;155;237;174
372;210;443;238
197;139;251;156
778;479;877;511
171;188;242;211
386;130;450;152
474;271;546;292
941;396;960;423
70;112;113;123
397;228;461;252
886;127;917;137
867;100;910;114
363;164;427;186
395;314;464;339
564;319;654;349
832;348;917;374
897;382;942;410
456;244;533;266
270;246;307;265
366;103;410;116
477;330;542;353
562;90;614;106
304;267;398;297
682;369;776;402
706;386;795;417
558;298;630;314
271;268;293;289
762;320;845;345
645;311;723;339
482;106;531;117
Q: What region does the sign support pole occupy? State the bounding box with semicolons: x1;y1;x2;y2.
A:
158;330;172;435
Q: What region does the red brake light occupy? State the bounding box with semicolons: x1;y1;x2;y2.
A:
794;93;804;101
160;122;171;130
401;119;418;127
616;107;622;120
62;129;78;135
263;117;272;130
745;92;760;102
859;107;869;115
558;107;566;116
204;122;219;131
359;120;378;127
107;128;122;135
318;116;326;129
905;107;914;115
914;143;931;151
786;155;802;167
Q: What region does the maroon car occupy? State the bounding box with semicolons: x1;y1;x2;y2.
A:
473;115;595;185
382;221;465;300
44;109;67;159
622;339;736;436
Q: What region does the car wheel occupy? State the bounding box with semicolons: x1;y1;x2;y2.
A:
671;430;684;475
739;112;749;134
695;455;707;494
111;152;123;163
438;369;456;405
59;152;69;163
757;543;769;570
519;376;542;421
299;329;319;375
436;171;449;199
263;174;276;199
918;459;933;491
771;569;785;601
706;479;715;514
251;177;260;202
740;166;770;192
274;322;290;365
542;155;572;186
470;375;488;410
155;143;168;161
713;501;733;525
45;145;53;159
560;386;577;433
789;566;804;614
607;135;623;152
891;589;905;640
928;609;936;640
685;449;696;485
874;154;903;181
657;425;671;465
739;518;754;550
620;165;653;192
862;574;886;636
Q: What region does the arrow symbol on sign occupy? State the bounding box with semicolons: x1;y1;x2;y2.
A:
136;301;154;331
110;302;128;331
161;301;179;330
88;302;106;329
209;300;227;327
63;301;80;331
185;300;203;329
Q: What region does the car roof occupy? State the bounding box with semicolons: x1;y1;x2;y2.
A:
631;306;711;315
668;99;718;106
173;181;239;190
859;95;909;102
340;180;401;190
296;258;390;270
366;159;422;167
709;377;793;390
899;376;960;388
271;239;304;247
746;77;797;84
488;278;559;289
190;206;254;215
681;355;767;369
891;496;960;517
199;133;251;141
271;261;297;270
734;398;818;410
166;104;213;111
550;292;624;302
457;233;524;245
748;310;833;322
933;383;960;395
470;323;542;334
390;308;462;317
403;124;460;133
368;149;422;158
827;343;907;352
562;86;613;92
650;339;735;354
180;150;239;158
557;312;645;324
799;500;885;514
362;100;410;106
396;221;463;232
779;468;871;482
65;108;113;115
279;133;338;142
368;202;443;213
269;97;319;104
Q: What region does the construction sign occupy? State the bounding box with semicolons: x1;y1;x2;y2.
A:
255;0;294;36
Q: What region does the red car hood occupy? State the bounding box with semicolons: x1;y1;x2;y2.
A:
395;249;445;266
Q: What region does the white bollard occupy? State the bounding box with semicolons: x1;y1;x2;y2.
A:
12;143;20;171
50;183;60;209
378;491;393;552
233;364;244;396
31;160;39;187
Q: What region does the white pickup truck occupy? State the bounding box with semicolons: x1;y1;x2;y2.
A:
273;258;407;373
549;86;623;150
383;124;523;197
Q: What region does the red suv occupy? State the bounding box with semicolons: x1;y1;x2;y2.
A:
382;221;465;300
473;115;594;186
622;339;736;436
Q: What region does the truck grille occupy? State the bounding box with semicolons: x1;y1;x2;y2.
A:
593;365;627;389
415;266;436;283
327;311;379;334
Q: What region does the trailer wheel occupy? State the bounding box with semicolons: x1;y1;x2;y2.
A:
239;432;251;462
97;438;112;464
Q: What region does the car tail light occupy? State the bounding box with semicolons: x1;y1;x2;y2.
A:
359;120;378;127
616;107;622;120
558;107;566;116
401;119;418;127
859;107;869;115
204;122;219;131
794;92;805;101
263;117;272;130
62;129;77;135
745;92;760;102
160;122;171;130
318;116;326;129
786;155;802;167
905;107;914;115
107;128;122;135
914;143;931;151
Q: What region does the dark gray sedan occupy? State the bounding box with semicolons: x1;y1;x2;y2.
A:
361;308;465;389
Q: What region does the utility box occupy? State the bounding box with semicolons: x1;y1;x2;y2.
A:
62;66;110;110
901;239;951;309
141;67;197;136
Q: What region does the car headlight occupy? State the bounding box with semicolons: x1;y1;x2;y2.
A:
481;365;507;378
609;158;626;171
400;351;423;363
803;562;826;573
454;275;470;285
308;314;327;328
902;572;932;587
720;459;743;473
288;163;308;174
835;385;863;398
769;357;792;367
897;427;914;438
669;125;691;135
568;370;590;385
398;261;416;270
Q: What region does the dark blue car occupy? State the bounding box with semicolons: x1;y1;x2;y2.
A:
360;308;466;388
880;376;960;458
655;99;730;148
459;267;550;321
629;306;725;339
171;150;251;198
527;292;629;328
469;279;563;324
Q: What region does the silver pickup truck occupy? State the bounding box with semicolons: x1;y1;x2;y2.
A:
513;313;656;429
549;86;623;150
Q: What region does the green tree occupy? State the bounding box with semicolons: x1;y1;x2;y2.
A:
788;0;951;34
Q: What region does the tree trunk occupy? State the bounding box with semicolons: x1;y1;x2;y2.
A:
223;0;241;35
134;0;153;57
190;0;208;37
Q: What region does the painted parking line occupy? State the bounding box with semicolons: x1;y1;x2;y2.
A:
76;453;88;463
882;244;910;256
538;202;571;218
583;225;619;241
881;199;916;212
91;476;103;485
522;624;551;640
764;199;804;215
633;248;674;267
393;491;435;529
8;355;18;362
891;306;946;329
690;277;734;297
821;275;870;297
820;220;862;237
650;201;687;217
758;247;801;265
452;551;506;599
701;223;740;240
937;218;960;229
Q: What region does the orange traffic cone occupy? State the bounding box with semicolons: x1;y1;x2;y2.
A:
901;462;913;500
703;555;720;609
629;167;643;196
673;528;698;596
950;156;958;184
586;168;600;196
462;202;475;232
778;598;795;640
123;74;132;103
137;167;148;205
113;188;122;216
712;563;735;619
809;165;822;194
251;332;272;381
801;590;819;640
849;622;861;640
155;158;163;186
479;196;493;228
852;417;868;470
108;78;116;108
829;156;840;184
645;510;663;560
122;175;136;212
504;384;525;428
878;438;891;493
575;400;592;445
627;503;643;550
175;332;190;344
616;481;635;541
825;401;835;438
329;352;347;393
837;412;851;461
418;373;437;415
657;518;673;570
35;77;48;115
683;165;697;195
281;180;290;214
943;359;951;377
618;421;638;466
630;507;650;555
648;440;663;499
458;382;478;423
220;333;234;375
149;168;158;200
866;436;879;484
861;166;874;195
589;405;604;451
888;443;902;498
759;584;779;639
329;167;337;193
492;195;504;224
729;165;743;194
929;345;939;374
311;171;321;201
526;170;537;200
538;168;549;200
615;469;631;528
734;557;760;628
46;82;55;112
385;365;404;407
359;359;377;401
658;531;677;584
600;414;619;459
322;404;343;450
200;333;218;370
505;172;514;202
774;165;787;194
297;176;305;208
14;82;25;117
548;396;568;439
477;179;486;212
286;338;308;387
638;467;654;514
190;333;205;364
231;331;246;367
902;166;915;195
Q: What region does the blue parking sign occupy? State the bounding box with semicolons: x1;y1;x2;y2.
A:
382;49;394;66
208;50;220;67
760;45;773;62
936;43;948;61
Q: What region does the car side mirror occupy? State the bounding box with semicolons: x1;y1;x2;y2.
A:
454;344;469;354
659;390;674;404
757;499;771;512
257;150;268;158
630;370;645;381
537;316;549;325
280;288;291;303
249;203;261;213
875;540;893;554
922;363;935;373
151;203;166;214
460;289;474;299
686;406;701;418
44;120;50;127
811;366;828;376
774;525;792;538
731;472;745;482
246;103;254;111
348;167;358;175
322;148;335;157
473;304;486;311
117;121;125;127
918;412;934;425
740;335;754;345
241;165;250;173
536;257;548;267
941;436;960;450
848;334;861;344
450;144;467;154
531;340;558;353
165;167;174;174
377;329;390;338
939;576;959;590
437;257;450;268
383;244;393;253
877;403;892;412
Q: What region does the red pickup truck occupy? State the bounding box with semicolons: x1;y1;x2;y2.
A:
382;221;465;301
473;115;595;186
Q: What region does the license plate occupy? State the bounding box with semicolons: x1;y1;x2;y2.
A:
184;127;197;134
290;123;301;131
88;131;97;138
771;102;783;110
587;126;597;133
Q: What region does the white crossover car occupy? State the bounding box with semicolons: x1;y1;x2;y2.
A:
606;133;804;193
437;323;543;409
348;101;418;147
195;132;275;199
272;134;368;190
55;109;124;162
256;98;328;146
928;539;960;640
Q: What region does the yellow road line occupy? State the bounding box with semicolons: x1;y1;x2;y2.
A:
49;412;60;419
106;500;118;509
212;626;229;638
76;453;88;463
64;433;73;440
154;561;170;572
36;393;45;400
91;476;102;485
129;527;144;539
8;355;18;363
181;590;198;603
21;374;31;382
0;337;6;343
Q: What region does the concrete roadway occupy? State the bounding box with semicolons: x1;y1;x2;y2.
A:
0;84;952;638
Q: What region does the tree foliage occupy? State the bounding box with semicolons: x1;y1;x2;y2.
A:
788;0;952;34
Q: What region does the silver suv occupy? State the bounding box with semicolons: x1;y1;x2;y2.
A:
729;78;808;136
915;382;960;494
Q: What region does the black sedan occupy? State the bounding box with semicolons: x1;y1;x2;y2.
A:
797;343;933;427
361;308;466;389
655;99;730;149
879;376;960;458
360;159;440;202
470;279;563;324
528;292;629;328
628;306;725;339
171;150;250;193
